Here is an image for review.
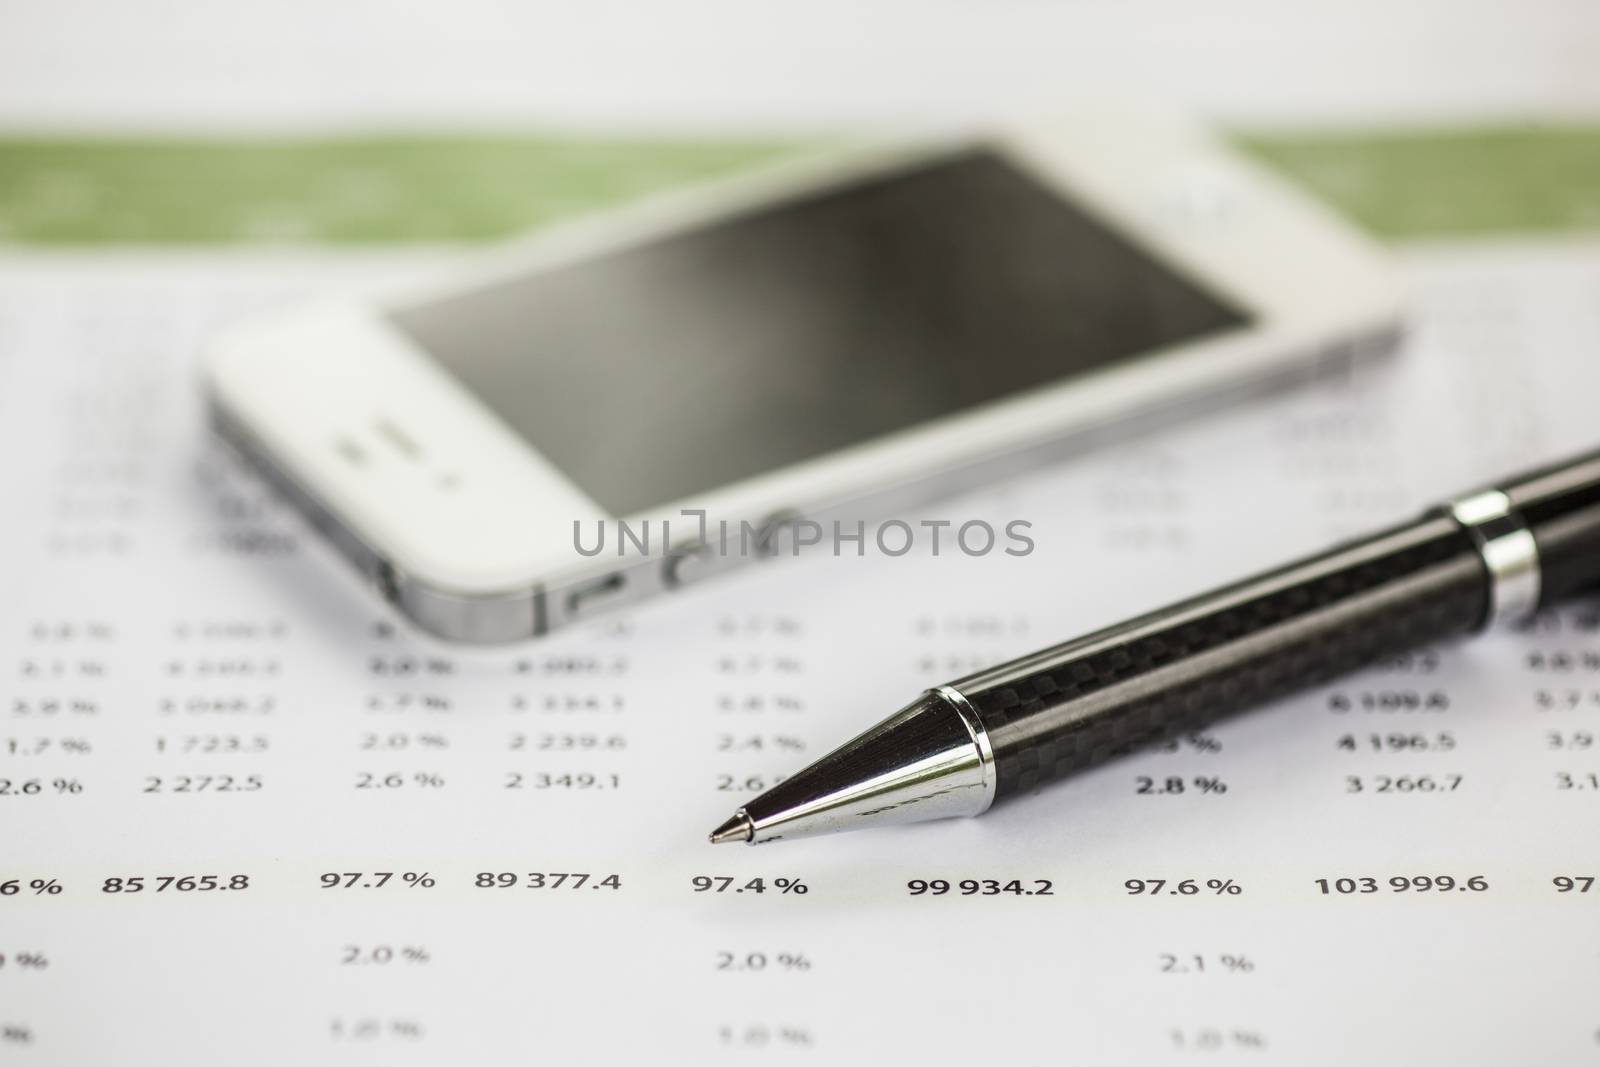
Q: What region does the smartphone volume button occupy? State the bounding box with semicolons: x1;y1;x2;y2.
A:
663;540;713;589
566;573;628;617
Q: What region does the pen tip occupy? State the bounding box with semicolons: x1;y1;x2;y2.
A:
708;812;753;845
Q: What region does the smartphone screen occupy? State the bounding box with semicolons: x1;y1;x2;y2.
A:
388;148;1248;515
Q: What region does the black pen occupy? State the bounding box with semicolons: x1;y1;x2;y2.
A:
710;446;1600;846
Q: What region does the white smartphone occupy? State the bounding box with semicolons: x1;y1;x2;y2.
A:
204;111;1403;643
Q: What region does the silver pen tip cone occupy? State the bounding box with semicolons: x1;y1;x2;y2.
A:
708;812;753;845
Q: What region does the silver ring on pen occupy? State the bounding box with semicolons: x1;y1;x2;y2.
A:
1448;488;1542;627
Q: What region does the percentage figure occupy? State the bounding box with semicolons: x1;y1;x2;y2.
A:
1125;877;1244;897
719;1025;814;1049
692;875;811;895
0;952;50;970
31;879;62;895
1171;1028;1268;1052
1136;776;1229;796
356;772;445;789
0;778;83;797
319;871;435;889
1161;952;1256;975
342;945;431;965
1156;735;1224;754
330;1017;425;1041
717;951;813;973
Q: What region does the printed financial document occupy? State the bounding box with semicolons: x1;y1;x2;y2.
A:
3;241;1600;1064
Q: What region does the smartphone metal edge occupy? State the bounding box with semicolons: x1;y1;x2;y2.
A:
207;323;1399;643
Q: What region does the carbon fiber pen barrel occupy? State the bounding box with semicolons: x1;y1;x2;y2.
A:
956;446;1600;801
712;446;1600;844
1502;448;1600;605
959;516;1486;799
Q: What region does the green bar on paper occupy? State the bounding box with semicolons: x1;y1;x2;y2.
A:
0;125;1596;245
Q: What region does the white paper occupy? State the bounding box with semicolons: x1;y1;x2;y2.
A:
3;241;1600;1064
